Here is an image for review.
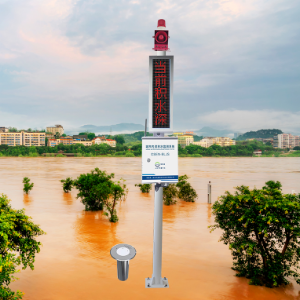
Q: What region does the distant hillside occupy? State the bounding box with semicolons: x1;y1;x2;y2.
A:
117;131;153;144
79;123;145;133
195;127;233;137
237;129;283;140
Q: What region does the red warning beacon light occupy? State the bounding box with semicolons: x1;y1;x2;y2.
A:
153;19;169;51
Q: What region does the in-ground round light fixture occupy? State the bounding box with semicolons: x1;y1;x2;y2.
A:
110;244;136;281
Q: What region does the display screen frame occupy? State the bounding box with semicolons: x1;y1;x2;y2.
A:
148;55;174;133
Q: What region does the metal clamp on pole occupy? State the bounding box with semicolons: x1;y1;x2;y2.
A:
110;244;136;281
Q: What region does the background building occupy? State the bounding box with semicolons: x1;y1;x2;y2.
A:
48;139;59;147
92;136;106;145
273;134;300;149
104;139;116;147
46;125;64;136
0;127;8;133
73;135;88;141
0;131;45;146
173;133;194;148
73;140;93;146
192;137;236;148
234;132;243;139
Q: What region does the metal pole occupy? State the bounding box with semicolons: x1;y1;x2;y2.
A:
208;181;211;204
146;183;169;288
152;183;163;285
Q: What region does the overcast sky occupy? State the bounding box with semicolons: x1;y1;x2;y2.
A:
0;0;299;133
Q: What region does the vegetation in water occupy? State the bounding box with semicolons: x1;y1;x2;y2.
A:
102;179;128;222
163;184;178;205
22;177;34;194
60;177;74;193
176;175;198;202
210;181;300;287
72;168;128;222
0;194;45;300
161;175;199;205
135;184;152;193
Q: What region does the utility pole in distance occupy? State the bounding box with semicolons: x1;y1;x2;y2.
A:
142;19;178;289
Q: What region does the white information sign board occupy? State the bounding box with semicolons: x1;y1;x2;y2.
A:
142;137;178;184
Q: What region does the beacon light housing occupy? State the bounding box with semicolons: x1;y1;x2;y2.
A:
110;244;136;281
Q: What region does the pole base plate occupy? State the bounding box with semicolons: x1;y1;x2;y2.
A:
145;277;169;288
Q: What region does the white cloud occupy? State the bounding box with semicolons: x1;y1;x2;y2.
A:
0;108;76;130
198;110;300;133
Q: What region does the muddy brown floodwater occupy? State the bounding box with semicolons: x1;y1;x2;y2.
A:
0;157;300;300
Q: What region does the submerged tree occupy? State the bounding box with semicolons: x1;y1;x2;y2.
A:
60;177;73;193
210;181;300;287
73;168;113;211
135;183;152;193
73;168;127;222
176;175;198;202
0;194;45;299
102;181;126;222
163;184;178;205
22;177;34;194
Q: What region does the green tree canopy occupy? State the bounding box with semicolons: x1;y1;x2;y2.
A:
113;135;125;145
0;194;45;299
60;177;73;193
73;168;127;222
22;177;34;194
210;181;300;287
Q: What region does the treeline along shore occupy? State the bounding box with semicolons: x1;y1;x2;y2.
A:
0;140;299;157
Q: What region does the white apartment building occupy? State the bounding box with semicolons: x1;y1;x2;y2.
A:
274;134;300;149
193;137;236;148
0;131;46;146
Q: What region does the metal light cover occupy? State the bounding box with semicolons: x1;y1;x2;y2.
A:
110;244;136;281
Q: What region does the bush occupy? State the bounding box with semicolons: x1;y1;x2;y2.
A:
125;152;135;157
135;184;152;193
0;194;45;299
176;175;198;202
23;177;34;194
28;152;38;157
210;181;300;287
192;154;202;157
73;168;127;222
60;177;73;193
56;154;65;157
76;153;83;157
163;184;178;205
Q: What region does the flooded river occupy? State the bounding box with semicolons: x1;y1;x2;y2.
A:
0;157;300;300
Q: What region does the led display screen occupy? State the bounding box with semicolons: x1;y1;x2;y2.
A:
152;58;170;129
